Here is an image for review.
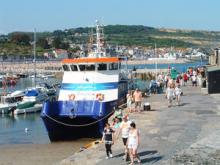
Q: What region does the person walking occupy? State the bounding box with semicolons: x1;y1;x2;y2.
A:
118;115;131;161
102;123;115;159
165;83;175;107
175;84;182;106
112;117;121;130
126;90;133;113
128;122;141;165
191;75;197;87
133;88;142;112
112;117;121;137
183;73;188;86
113;108;123;122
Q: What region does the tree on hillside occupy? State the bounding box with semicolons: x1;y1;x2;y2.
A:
60;42;69;50
10;33;31;45
53;30;65;37
52;37;62;48
52;37;69;49
37;38;50;49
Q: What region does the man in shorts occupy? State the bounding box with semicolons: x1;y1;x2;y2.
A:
133;88;142;112
118;115;131;161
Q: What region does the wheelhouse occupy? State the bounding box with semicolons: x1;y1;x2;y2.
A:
62;57;121;72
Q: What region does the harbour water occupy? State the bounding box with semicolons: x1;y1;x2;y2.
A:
0;77;60;145
0;113;49;145
127;60;207;72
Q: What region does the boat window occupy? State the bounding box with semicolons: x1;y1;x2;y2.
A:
98;63;107;71
79;65;86;71
5;98;15;103
85;65;95;71
79;65;95;71
62;65;70;71
70;65;78;71
109;63;118;70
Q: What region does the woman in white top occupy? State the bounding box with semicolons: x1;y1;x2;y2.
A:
175;84;182;106
126;91;133;113
127;122;141;165
165;83;175;107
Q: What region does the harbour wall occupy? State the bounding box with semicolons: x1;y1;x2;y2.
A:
0;57;191;75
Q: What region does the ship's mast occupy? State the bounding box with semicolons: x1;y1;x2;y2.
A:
95;20;105;56
96;20;101;53
33;28;36;87
88;20;106;58
88;28;93;54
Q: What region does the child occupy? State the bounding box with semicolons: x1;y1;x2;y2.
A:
165;83;175;107
126;91;133;113
175;84;182;106
102;123;115;159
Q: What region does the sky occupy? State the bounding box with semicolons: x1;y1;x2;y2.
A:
0;0;220;34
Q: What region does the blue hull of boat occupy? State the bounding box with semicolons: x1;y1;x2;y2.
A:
41;100;118;141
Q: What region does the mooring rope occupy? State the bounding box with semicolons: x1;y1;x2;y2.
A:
43;102;127;127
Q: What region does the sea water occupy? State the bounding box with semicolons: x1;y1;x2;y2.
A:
0;78;59;145
126;60;207;72
0;113;50;145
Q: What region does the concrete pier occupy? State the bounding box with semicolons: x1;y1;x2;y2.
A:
60;85;220;165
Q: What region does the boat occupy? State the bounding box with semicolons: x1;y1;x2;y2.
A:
22;88;48;103
12;87;48;115
41;21;128;141
36;83;56;96
17;73;28;78
13;101;42;115
29;74;35;78
0;90;25;114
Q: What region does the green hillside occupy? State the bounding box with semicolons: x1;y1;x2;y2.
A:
0;25;220;56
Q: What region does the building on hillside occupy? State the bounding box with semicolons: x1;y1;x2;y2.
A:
53;49;68;59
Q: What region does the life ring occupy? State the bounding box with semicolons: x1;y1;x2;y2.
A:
68;94;75;101
96;93;104;101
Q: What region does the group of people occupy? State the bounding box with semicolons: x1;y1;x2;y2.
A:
102;114;141;165
165;82;182;107
158;67;206;107
126;88;143;113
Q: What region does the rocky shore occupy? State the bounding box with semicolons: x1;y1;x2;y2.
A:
60;86;220;165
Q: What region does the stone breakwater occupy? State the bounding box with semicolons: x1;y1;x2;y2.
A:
122;58;190;65
0;58;189;74
60;86;220;165
0;61;62;74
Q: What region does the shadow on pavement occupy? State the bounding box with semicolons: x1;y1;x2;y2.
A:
113;153;124;158
180;103;190;106
114;150;159;158
141;156;163;163
138;150;158;156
